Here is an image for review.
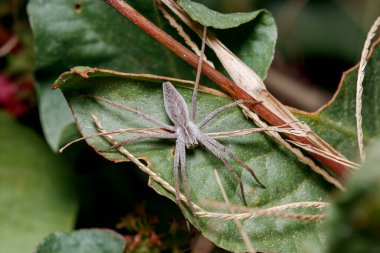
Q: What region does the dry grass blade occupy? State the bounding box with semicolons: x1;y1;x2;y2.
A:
214;169;256;253
208;122;308;139
356;16;380;162
59;127;168;152
197;200;329;221
288;140;360;169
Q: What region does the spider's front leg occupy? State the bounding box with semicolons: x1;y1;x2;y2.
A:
173;139;181;206
178;140;194;212
197;100;262;129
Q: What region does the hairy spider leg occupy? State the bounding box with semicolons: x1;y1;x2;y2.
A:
191;26;207;121
198;100;245;128
101;132;176;151
178;141;194;211
201;133;265;188
173;139;181;204
92;96;175;131
197;134;248;206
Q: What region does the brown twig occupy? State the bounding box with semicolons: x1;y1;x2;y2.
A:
103;0;350;178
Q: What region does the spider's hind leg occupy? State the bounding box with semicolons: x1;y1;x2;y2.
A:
173;140;181;205
173;140;194;215
178;141;195;213
198;134;249;206
204;134;265;189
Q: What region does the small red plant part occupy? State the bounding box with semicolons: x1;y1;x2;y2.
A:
0;75;33;117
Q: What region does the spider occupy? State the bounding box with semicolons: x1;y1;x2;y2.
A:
92;80;265;208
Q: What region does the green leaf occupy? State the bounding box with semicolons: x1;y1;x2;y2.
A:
295;39;380;162
27;0;276;150
326;138;380;253
55;68;329;252
179;0;277;79
179;0;266;29
0;111;77;253
35;229;126;253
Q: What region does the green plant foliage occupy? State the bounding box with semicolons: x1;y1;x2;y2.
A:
0;112;77;253
326;138;380;253
178;0;267;29
55;68;330;252
29;0;380;251
35;229;126;253
27;0;276;151
177;0;278;79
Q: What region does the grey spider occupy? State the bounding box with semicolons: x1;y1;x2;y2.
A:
92;80;265;208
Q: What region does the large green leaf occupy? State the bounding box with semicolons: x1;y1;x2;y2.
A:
0;112;77;253
27;0;277;150
35;229;126;253
55;68;329;252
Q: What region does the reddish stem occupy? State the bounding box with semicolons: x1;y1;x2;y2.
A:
103;0;348;178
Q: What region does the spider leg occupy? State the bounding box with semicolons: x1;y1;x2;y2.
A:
174;140;181;205
178;141;194;212
173;140;190;216
197;135;248;206
197;100;245;128
202;133;265;189
101;132;176;151
91;96;175;131
191;26;207;121
198;100;263;128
